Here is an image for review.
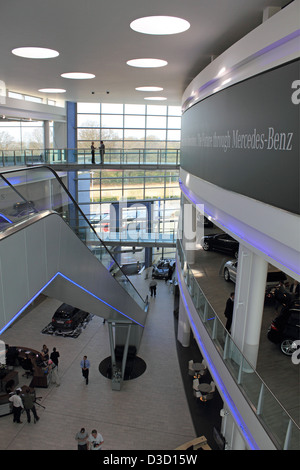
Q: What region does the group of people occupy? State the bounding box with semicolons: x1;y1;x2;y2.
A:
91;141;105;164
75;427;104;450
9;388;39;424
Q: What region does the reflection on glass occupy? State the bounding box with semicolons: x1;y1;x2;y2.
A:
0;167;146;311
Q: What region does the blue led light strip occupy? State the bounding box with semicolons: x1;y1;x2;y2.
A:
0;213;13;223
0;271;144;335
179;179;300;278
177;268;259;450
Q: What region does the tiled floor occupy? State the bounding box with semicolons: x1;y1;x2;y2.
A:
0;275;198;451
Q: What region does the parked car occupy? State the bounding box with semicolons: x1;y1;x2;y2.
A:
51;303;89;332
201;233;239;258
223;260;287;286
267;299;300;355
152;259;175;279
11;200;38;217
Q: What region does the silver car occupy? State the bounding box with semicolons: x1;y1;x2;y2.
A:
223;260;238;282
223;260;287;288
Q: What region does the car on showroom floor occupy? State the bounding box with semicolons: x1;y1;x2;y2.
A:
223;259;288;303
51;303;89;333
152;259;175;279
223;260;287;284
200;233;239;258
267;299;300;355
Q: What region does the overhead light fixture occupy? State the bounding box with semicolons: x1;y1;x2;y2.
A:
127;58;167;68
12;47;59;59
130;16;190;35
144;96;167;101
136;86;164;92
61;72;95;79
39;88;66;93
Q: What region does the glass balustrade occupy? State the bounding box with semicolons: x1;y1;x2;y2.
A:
0;166;147;311
0;148;180;167
176;238;299;450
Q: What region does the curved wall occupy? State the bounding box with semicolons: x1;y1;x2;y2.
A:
181;1;300;215
181;59;299;215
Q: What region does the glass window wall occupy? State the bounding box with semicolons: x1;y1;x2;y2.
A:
77;102;181;151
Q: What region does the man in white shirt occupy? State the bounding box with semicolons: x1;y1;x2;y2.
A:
88;429;104;450
9;389;24;423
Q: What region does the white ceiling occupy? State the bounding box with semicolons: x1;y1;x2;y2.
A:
0;0;292;107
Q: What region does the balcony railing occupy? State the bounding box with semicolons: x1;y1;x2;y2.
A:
0;148;180;167
177;238;299;450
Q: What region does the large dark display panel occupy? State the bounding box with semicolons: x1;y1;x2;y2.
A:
181;60;300;215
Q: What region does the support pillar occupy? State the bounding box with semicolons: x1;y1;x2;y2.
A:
232;245;268;368
177;295;191;347
181;197;197;265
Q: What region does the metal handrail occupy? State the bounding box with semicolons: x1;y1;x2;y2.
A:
0;148;180;167
176;238;300;450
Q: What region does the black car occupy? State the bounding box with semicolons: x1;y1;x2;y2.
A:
152;259;175;279
11;200;38;217
267;299;300;355
201;233;239;258
51;303;89;332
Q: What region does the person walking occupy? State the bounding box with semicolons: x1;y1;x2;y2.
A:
9;389;24;423
50;347;60;367
99;141;105;163
149;279;157;297
75;427;89;450
224;292;234;333
91;142;96;164
22;388;39;423
80;355;90;384
87;429;104;450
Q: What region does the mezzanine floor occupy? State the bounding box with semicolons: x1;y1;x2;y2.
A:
190;241;300;427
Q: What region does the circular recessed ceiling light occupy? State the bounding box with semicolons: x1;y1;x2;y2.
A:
61;72;95;79
38;88;66;93
12;47;59;59
136;86;164;92
144;96;167;101
127;58;167;68
130;16;190;35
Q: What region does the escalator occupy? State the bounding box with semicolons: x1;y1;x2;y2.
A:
0;166;148;344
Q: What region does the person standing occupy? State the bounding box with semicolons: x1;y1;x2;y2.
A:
224;292;234;333
50;347;60;367
80;355;90;384
99;140;105;163
75;427;89;450
149;279;157;297
9;389;24;423
91;141;96;164
48;359;60;386
22;388;39;423
41;344;49;361
87;429;104;450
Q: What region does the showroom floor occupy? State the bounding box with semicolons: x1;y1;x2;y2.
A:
0;242;298;451
0;276;198;451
